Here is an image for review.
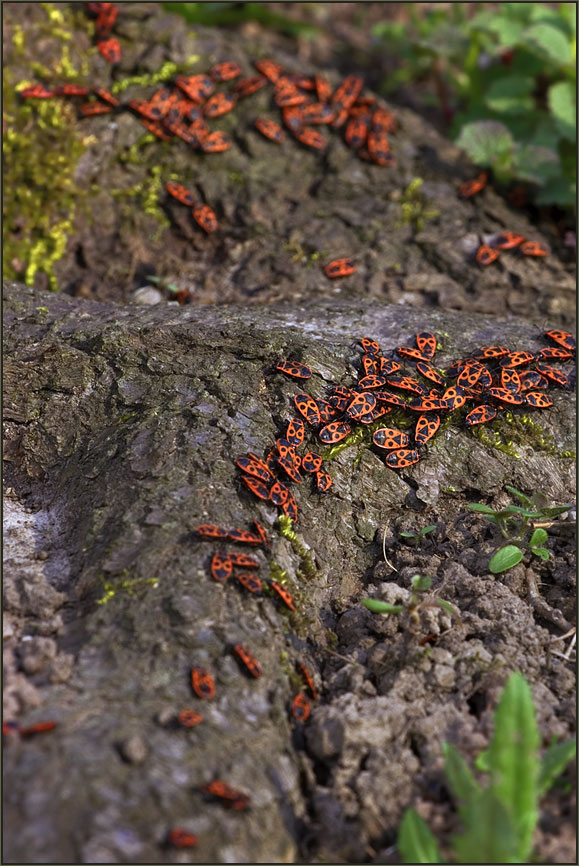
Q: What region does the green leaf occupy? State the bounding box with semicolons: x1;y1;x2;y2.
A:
505;485;533;505
522;22;573;65
468;503;498;514
485;76;535;114
528;4;574;33
536;172;575;205
548;81;576;141
513;144;561;184
489;545;523;574
456;120;515;167
501;3;536;22
436;599;459;619
361;598;404;615
487;672;540;860
452;788;521;863
475;748;491;772
529;528;548;547
442;742;481;813
559;3;576;36
529;115;562;150
538;739;577;797
540;504;573;517
412;575;432;592
502;504;543;518
489;544;523;574
398;808;443;864
531;547;550;561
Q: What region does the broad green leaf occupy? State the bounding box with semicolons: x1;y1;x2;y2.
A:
412;575;432;592
529;528;548;547
528;4;574;33
482;18;526;47
398;808;443;864
442;742;480;813
548;81;576;141
361;599;404;615
523;22;573;65
456;120;515;166
529;115;562;150
487;673;540;860
468;503;498;514
489;545;523;574
535;177;576;206
513;144;561;184
538;739;577;796
501;3;536;22
488;95;535;115
485;76;535;115
452;788;520;863
559;3;576;36
531;547;550;561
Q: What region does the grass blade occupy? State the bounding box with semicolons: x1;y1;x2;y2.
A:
538;739;576;797
398;808;443;863
487;672;540;860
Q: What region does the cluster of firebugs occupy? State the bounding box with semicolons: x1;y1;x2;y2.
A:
12;4;570;850
171;326;574;842
18;5;551;285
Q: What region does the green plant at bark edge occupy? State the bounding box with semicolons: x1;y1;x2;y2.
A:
362;574;460;628
372;3;576;207
468;485;571;574
164;2;318;38
397;672;576;863
399;524;438;544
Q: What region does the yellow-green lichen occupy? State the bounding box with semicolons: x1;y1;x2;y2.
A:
110;166;171;239
111;62;180;95
470;422;521;458
98;573;159;605
270;562;289;584
468;409;574;458
276;516;317;579
500;413;575;458
324;412;412;462
397;177;440;231
3;89;88;289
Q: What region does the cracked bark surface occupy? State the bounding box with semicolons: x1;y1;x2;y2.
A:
3;282;576;864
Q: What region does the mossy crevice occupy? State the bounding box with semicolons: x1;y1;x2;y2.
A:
3;3;92;290
276;516;317;580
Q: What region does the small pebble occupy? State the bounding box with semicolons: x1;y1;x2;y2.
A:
132;286;163;305
119;734;148;764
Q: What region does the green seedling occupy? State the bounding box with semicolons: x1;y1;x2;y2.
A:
145;274;180;294
468;485;571;574
399;524;438;545
362;574;460;629
398;672;576;863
